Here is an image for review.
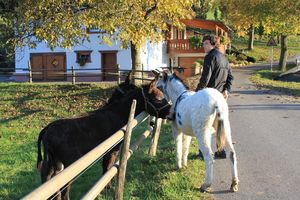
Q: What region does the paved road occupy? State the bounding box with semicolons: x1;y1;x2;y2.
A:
212;66;300;200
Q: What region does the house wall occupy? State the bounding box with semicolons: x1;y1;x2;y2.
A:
15;34;131;73
142;40;168;70
15;34;168;74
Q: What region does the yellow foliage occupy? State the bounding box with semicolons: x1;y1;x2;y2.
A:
16;0;195;49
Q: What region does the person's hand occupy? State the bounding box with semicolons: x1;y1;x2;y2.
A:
222;90;229;100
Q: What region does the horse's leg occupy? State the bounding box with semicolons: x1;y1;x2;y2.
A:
195;127;214;192
182;134;192;167
172;123;183;169
223;118;239;192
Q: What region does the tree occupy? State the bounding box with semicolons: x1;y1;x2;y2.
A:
218;0;262;50
259;0;300;71
219;0;300;71
12;0;195;84
0;0;20;71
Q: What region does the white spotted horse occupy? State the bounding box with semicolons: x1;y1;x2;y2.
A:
153;70;239;193
36;74;171;200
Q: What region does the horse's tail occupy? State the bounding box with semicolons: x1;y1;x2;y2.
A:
37;127;48;172
215;105;226;151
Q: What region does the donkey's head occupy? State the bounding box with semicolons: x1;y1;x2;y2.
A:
107;72;138;104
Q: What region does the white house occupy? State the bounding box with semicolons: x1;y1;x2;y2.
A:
15;19;230;81
15;32;168;81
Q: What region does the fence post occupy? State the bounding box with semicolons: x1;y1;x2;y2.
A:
117;64;120;84
28;60;32;83
71;65;75;85
115;100;136;200
141;64;144;84
148;117;163;156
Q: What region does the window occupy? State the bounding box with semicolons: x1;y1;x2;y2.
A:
86;25;106;34
75;51;92;66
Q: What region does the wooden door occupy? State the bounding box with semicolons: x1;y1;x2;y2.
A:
30;53;66;81
178;57;199;77
45;54;66;80
30;55;44;80
101;52;117;81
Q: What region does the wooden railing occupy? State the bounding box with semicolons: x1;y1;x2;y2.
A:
167;39;205;54
0;65;155;84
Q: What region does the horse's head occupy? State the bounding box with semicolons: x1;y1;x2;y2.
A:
140;78;171;119
107;72;138;104
152;70;172;101
152;69;189;102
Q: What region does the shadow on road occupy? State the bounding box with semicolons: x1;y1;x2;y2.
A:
230;104;300;110
210;189;232;194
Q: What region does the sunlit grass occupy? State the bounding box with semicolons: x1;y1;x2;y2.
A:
0;83;210;199
232;35;300;62
250;69;300;96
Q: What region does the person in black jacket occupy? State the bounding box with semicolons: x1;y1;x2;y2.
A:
196;34;233;159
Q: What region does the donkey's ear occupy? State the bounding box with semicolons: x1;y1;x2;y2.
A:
124;71;133;85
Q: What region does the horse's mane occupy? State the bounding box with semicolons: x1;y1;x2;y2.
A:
172;71;190;90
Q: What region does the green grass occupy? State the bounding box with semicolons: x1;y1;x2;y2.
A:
232;35;300;62
0;83;210;199
250;68;300;96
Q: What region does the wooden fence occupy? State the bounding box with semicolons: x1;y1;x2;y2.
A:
0;63;155;84
21;104;164;200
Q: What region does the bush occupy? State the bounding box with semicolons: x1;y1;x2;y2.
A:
246;56;256;63
236;54;247;61
227;54;237;63
189;35;203;48
220;35;230;45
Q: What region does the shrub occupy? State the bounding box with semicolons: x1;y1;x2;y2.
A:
227;54;237;63
236;54;247;61
220;35;230;45
246;56;256;63
189;35;203;48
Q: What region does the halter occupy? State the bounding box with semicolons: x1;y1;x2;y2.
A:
173;90;188;115
141;87;170;118
116;86;125;94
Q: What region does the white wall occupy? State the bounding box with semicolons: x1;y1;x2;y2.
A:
15;34;167;73
141;40;168;71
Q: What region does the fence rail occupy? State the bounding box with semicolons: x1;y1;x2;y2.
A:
0;65;157;84
21;111;163;200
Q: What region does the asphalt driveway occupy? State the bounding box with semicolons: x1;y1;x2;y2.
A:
211;66;300;200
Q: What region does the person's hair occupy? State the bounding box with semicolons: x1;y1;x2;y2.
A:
202;34;218;46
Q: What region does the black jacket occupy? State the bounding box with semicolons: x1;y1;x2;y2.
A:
196;48;233;92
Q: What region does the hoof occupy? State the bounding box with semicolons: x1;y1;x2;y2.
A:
230;180;239;192
198;150;204;160
200;184;211;193
214;150;226;159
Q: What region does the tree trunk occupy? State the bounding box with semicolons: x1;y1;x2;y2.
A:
279;35;288;71
247;24;254;50
130;42;142;85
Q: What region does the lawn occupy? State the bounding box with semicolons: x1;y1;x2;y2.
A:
250;68;300;96
232;35;300;63
0;82;210;200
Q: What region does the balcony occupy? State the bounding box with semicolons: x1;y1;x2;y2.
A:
167;39;205;54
